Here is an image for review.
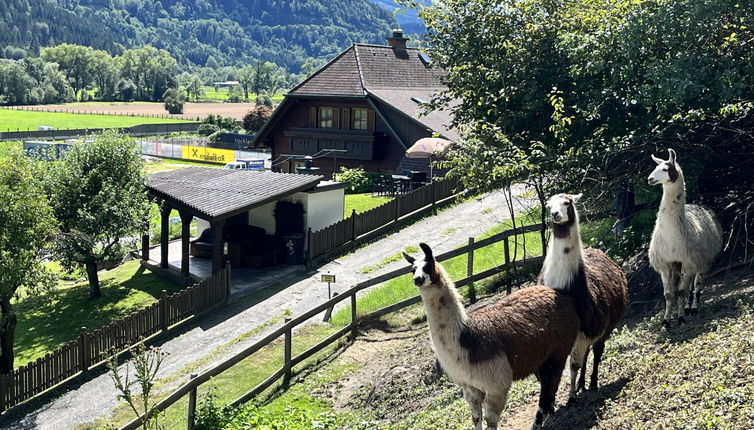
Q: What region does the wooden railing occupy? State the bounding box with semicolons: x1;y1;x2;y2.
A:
307;177;460;267
0;266;230;413
121;221;545;430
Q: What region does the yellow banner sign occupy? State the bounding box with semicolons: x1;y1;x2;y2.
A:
181;145;234;164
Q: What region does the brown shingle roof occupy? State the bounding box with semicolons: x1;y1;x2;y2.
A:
148;167;322;221
290;48;364;96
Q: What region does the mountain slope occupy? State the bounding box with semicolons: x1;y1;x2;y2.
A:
0;0;399;72
369;0;428;34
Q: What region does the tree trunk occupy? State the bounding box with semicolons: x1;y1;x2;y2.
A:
85;259;101;299
0;298;17;374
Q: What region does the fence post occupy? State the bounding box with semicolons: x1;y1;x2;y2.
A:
467;237;475;278
432;181;437;212
225;265;232;299
0;372;6;413
160;290;168;332
306;227;313;270
79;327;90;372
351;209;357;240
186;373;198;430
350;293;357;341
394;196;401;222
283;317;292;385
504;237;512;295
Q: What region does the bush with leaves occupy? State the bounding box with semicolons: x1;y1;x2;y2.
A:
242;105;272;133
256;94;273;108
333;166;373;194
163;87;186;114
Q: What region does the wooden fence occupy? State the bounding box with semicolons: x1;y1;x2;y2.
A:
0;266;230;413
307;177;461;266
0;122;200;141
121;221;546;430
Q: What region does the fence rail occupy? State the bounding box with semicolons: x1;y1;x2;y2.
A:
0;266;229;413
122;219;547;430
308;177;460;266
0;122;200;141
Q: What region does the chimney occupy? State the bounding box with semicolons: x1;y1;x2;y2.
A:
387;29;408;51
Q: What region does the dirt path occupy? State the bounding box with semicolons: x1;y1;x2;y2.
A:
2;188;533;429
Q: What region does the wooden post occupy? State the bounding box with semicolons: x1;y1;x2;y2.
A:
180;211;193;279
467;237;475;278
187;373;198;430
351;209;357;240
141;233;150;261
160;290;168;332
431;181;437;212
283;317;292;385
306;227;313;270
225;265;232;299
395;196;401;221
211;220;225;275
0;372;7;413
160;203;171;269
79;327;90;372
350;293;357;341
504;237;510;266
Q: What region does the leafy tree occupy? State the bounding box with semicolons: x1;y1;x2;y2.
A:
49;131;149;299
163;87;187;114
187;75;204;102
0;150;56;373
242;105;272;133
237;65;255;100
41;44;96;100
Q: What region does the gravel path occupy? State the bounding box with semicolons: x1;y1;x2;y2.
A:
3;187;534;429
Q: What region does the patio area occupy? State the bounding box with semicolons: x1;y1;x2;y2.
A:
149;239;305;296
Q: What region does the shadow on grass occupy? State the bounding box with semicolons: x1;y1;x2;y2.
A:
543;377;630;430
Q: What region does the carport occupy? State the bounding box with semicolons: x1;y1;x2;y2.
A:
143;167;323;279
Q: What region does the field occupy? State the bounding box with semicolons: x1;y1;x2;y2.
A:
0;109;192;131
200;86;285;103
343;193;392;218
5;101;257;121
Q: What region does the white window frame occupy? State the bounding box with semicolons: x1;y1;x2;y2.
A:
352;108;368;130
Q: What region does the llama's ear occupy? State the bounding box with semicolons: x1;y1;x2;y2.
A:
571;193;583;203
419;242;434;262
651;154;663;165
402;251;415;265
668;148;677;164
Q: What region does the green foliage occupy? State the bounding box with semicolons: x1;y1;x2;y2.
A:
333;166;373;194
0;149;56;372
201;114;242;134
256;94;273;108
162;88;186;114
224;402;341;429
242;105;272;133
48;131;149;298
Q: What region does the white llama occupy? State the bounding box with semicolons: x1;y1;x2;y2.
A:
647;148;723;328
403;243;579;430
539;193;629;401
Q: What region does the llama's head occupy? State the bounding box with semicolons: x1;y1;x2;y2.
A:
648;148;680;186
403;243;439;288
546;193;582;226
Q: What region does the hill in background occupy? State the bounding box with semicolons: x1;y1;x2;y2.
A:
0;0;402;72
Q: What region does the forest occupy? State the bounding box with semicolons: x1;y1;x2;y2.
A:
0;0;399;73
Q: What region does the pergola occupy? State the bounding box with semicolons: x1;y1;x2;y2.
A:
143;167;323;279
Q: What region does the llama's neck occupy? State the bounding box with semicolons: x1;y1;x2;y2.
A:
659;171;687;220
419;266;467;352
542;218;584;291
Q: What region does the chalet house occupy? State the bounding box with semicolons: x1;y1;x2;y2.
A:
251;30;458;178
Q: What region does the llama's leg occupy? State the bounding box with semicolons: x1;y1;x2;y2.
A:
577;346;590;392
462;386;485;430
690;273;704;316
676;272;695;323
482;390;508;430
660;268;677;329
567;334;589;402
589;340;606;390
533;356;567;430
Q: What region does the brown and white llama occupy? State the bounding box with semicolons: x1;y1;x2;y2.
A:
539;193;629;401
403;243;579;430
647;149;723;328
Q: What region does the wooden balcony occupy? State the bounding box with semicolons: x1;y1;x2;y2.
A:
284;128;384;160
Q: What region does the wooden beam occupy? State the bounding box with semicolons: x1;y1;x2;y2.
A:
180;211;193;279
160;203;172;269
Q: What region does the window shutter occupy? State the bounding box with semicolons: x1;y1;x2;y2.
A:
342;108;350;130
367;110;375;131
309;106;317;128
332;108;340;129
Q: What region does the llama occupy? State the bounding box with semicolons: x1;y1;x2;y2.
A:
539;193;629;401
647;148;723;328
403;243;579;430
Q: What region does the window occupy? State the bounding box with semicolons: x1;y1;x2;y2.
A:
352;108;368;130
319;107;333;128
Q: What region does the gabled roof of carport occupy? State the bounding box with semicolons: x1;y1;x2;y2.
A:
147;167;323;222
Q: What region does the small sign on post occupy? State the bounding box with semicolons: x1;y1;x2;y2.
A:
321;273;336;299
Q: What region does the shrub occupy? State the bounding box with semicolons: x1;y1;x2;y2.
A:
199;114;241;134
163;87;186;114
198;123;219;136
333;166;372;194
242;105;272;133
256;94;273;108
227;85;243;103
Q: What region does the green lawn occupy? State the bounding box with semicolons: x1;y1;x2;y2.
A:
199;86;285;103
0;109;191;131
14;260;184;367
343;193;392;218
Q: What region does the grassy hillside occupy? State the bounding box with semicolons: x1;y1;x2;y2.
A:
200;268;754;429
